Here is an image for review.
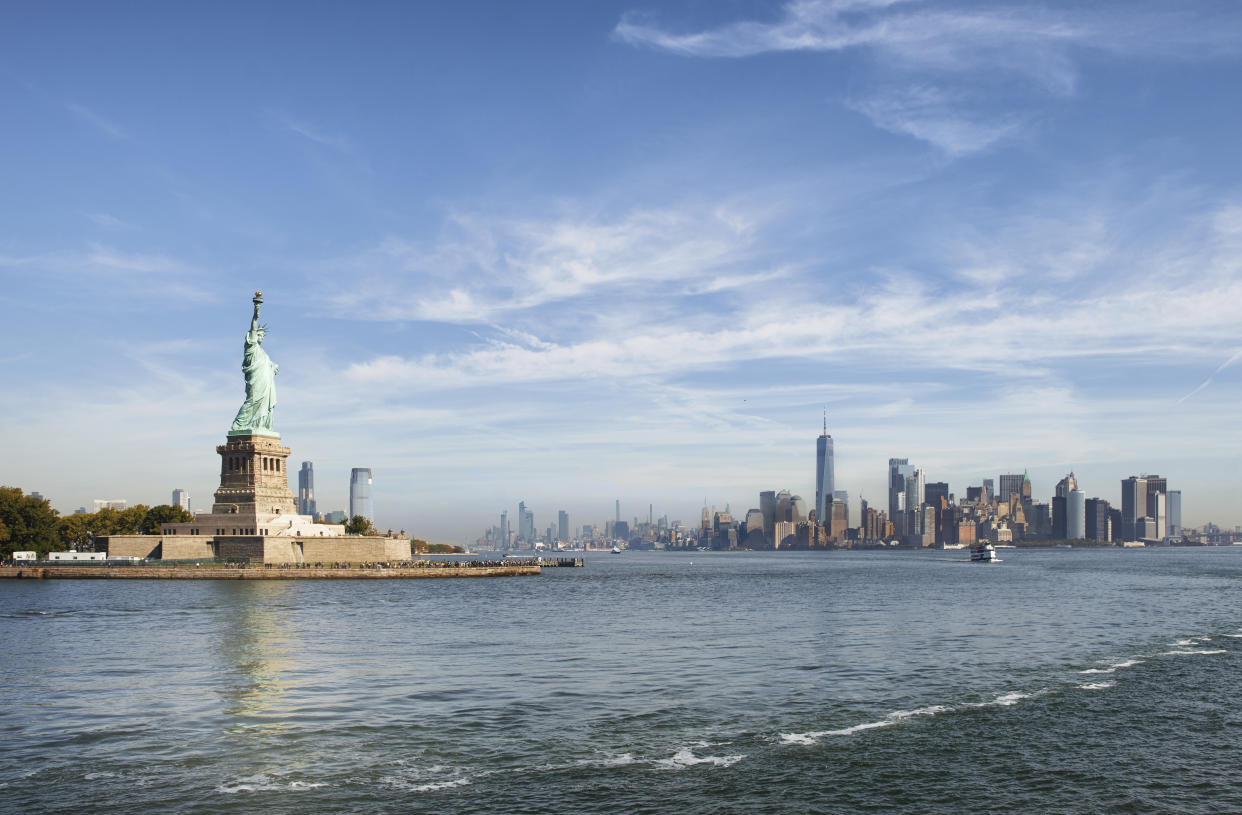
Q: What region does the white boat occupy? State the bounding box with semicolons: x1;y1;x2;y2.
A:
970;543;1000;563
610;545;622;554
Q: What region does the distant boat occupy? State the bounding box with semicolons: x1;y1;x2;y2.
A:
611;545;622;554
1056;543;1073;549
970;543;1000;563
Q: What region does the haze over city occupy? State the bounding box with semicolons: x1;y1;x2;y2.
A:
4;1;1242;541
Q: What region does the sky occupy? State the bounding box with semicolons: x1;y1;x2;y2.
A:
3;0;1242;542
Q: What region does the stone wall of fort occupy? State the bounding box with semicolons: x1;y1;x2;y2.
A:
103;534;411;564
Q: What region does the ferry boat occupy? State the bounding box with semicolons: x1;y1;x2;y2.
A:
610;545;622;554
970;543;1000;563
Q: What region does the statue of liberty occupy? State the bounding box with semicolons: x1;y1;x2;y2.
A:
231;291;278;433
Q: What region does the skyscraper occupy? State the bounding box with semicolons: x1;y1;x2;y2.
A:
998;473;1026;505
558;510;569;542
888;458;915;536
905;469;925;535
171;488;191;514
1054;473;1078;539
1144;476;1167;537
297;461;316;517
760;490;777;545
1150;491;1167;540
1068;489;1086;539
1167;490;1182;536
349;467;373;521
982;478;995;504
1085;498;1111;541
816;414;835;522
1120;476;1147;542
518;501;534;542
832;489;849;528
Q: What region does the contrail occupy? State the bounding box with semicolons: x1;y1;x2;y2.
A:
1178;348;1242;403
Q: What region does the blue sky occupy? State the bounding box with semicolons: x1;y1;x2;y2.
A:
3;0;1242;541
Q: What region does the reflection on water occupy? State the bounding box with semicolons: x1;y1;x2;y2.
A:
211;582;297;735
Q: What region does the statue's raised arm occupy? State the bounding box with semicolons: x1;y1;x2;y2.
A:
248;292;262;337
230;291;280;435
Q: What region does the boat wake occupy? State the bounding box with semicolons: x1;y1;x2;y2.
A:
1079;658;1143;674
779;705;952;745
216;773;328;794
780;629;1235;749
654;743;745;770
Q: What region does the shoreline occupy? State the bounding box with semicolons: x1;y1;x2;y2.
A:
0;564;541;580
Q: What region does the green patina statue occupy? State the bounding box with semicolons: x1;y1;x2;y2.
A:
230;291;279;433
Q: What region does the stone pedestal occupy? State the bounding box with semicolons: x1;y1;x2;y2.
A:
213;432;298;516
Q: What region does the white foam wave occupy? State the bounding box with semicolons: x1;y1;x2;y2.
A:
655;748;745;770
781;705;950;744
981;691;1039;707
1161;649;1227;656
407;778;471;792
1079;680;1115;690
379;774;472;792
216;774;327;794
1080;658;1143;675
1172;638;1210;646
888;705;951;719
84;772;118;780
1222;634;1242;638
823;720;897;737
778;732;820;745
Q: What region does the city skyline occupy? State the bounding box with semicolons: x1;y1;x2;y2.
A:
4;2;1242;540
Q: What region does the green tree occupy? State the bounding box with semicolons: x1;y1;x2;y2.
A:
344;515;377;536
117;505;149;534
57;513;95;550
140;504;193;534
0;486;62;557
88;506;129;537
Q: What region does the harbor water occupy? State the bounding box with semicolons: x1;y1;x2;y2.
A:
3;547;1241;813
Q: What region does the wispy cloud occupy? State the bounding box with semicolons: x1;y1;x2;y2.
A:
615;1;1242;155
85;212;135;230
327;183;1242;418
321;203;767;324
270;111;351;151
845;85;1025;156
66;102;127;140
0;244;219;303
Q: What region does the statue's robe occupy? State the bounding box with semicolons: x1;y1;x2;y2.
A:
231;330;278;431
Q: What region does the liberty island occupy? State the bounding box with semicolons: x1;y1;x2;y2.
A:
4;292;549;578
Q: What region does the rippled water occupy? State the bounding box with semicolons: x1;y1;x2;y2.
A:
3;548;1242;813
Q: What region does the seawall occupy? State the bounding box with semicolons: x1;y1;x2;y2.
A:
0;565;540;580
